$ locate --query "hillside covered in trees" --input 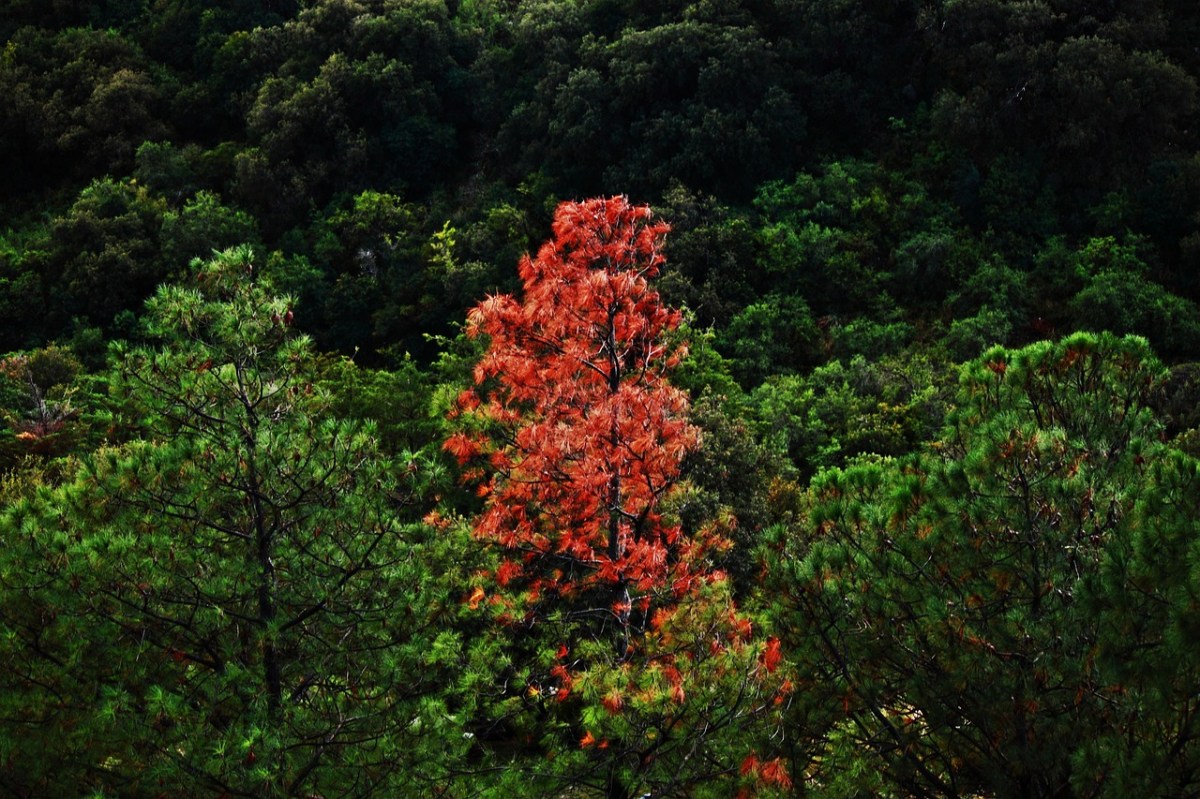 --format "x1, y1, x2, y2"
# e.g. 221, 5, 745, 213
2, 0, 1200, 796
